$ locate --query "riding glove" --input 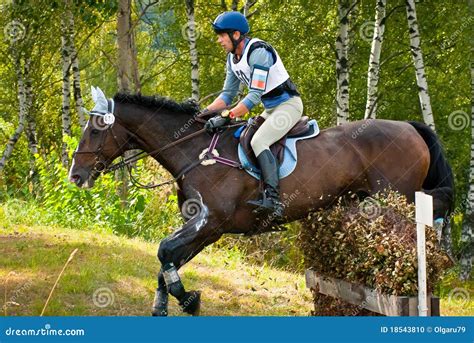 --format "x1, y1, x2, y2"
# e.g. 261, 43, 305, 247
204, 115, 230, 133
